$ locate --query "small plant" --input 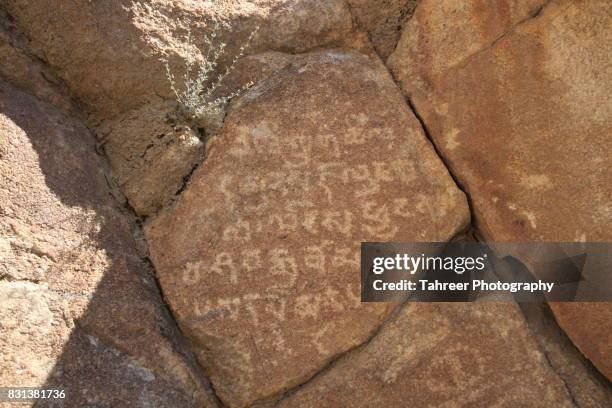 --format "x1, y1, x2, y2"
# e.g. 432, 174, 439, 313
162, 24, 258, 124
